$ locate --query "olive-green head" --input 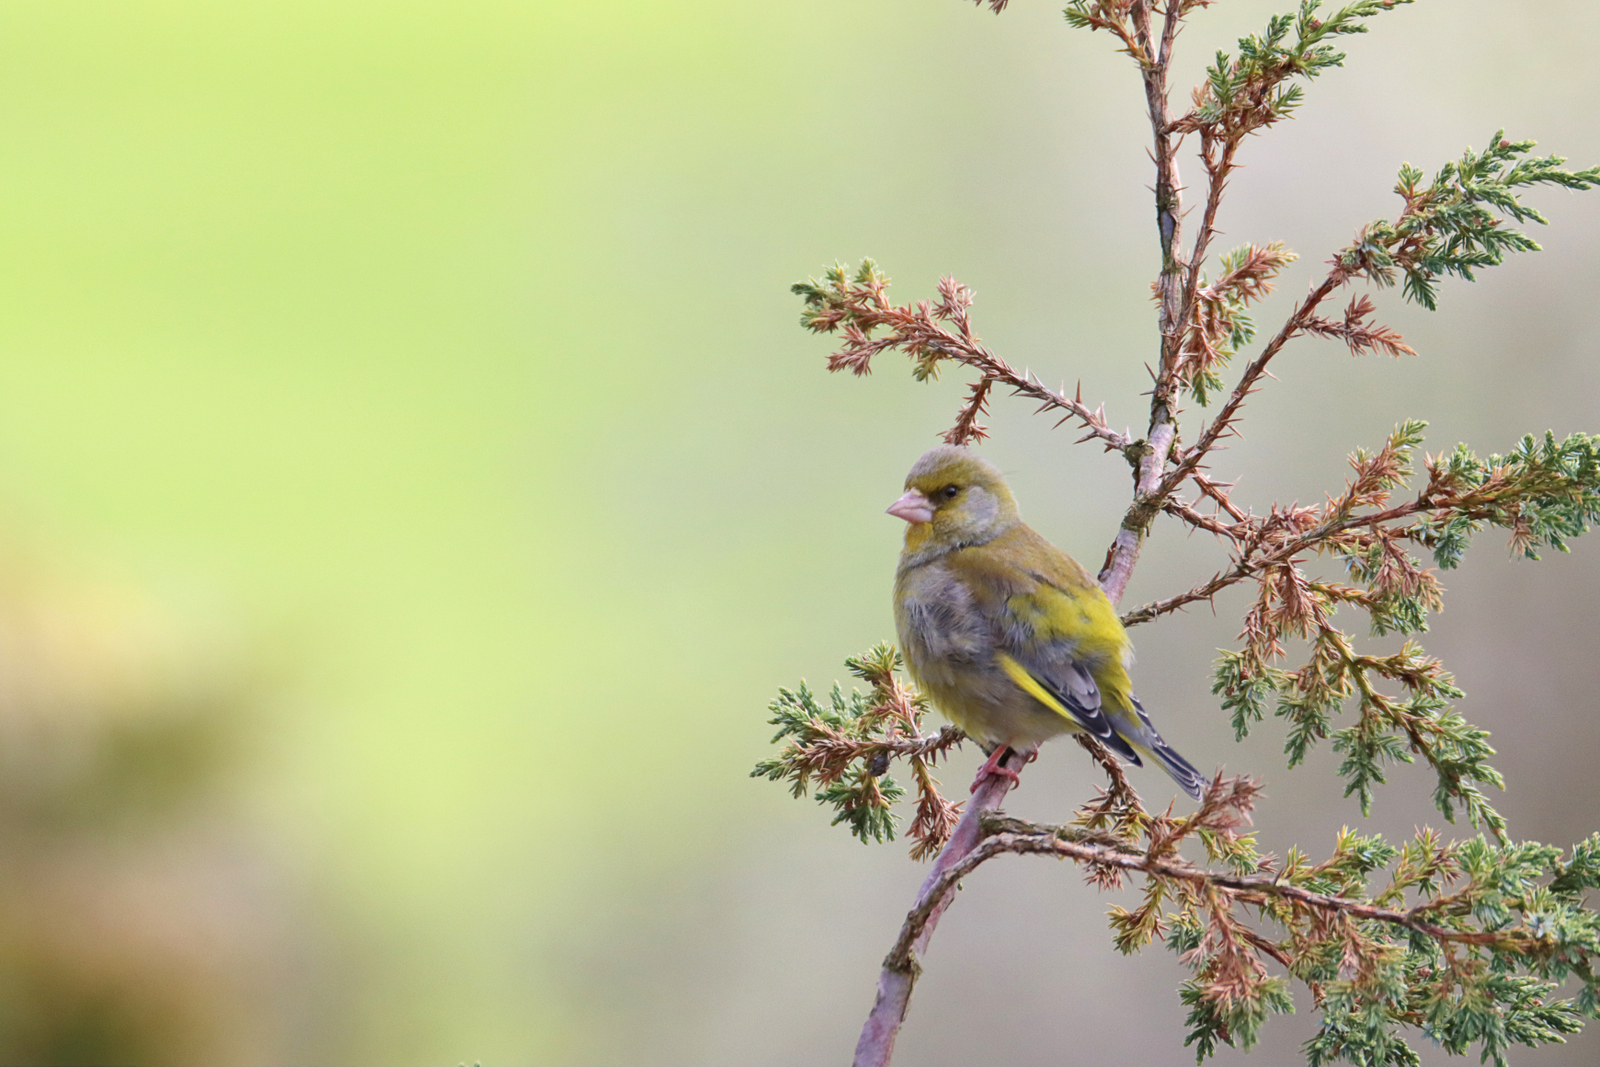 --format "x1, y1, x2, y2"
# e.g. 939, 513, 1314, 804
887, 445, 1021, 555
